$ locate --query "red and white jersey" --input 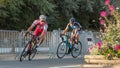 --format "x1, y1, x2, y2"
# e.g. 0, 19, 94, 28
32, 19, 48, 30
32, 19, 48, 36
